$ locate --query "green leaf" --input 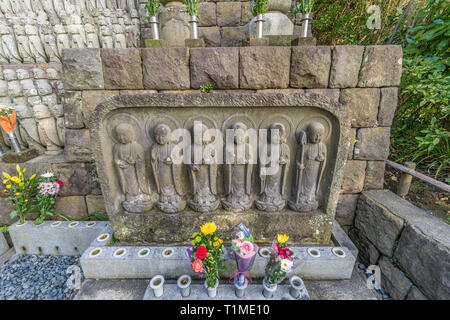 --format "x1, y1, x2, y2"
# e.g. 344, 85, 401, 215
10, 210, 17, 218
